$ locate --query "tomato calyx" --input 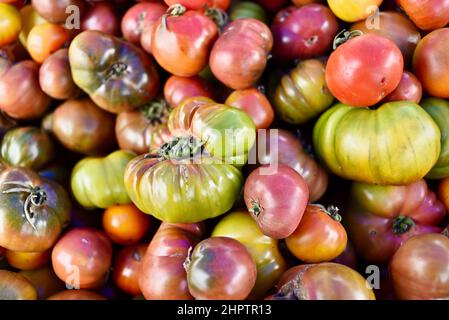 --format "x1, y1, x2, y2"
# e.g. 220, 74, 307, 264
332, 29, 363, 50
205, 6, 228, 29
105, 62, 129, 81
140, 99, 170, 124
313, 203, 342, 222
248, 198, 264, 218
158, 136, 205, 161
392, 216, 415, 235
162, 4, 187, 30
